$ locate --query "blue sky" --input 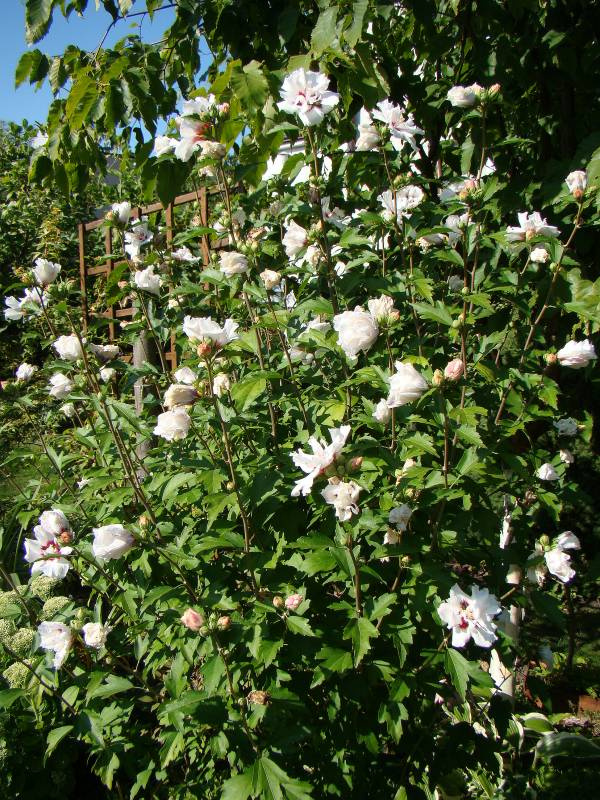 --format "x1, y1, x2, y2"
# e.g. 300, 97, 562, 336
1, 1, 175, 126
